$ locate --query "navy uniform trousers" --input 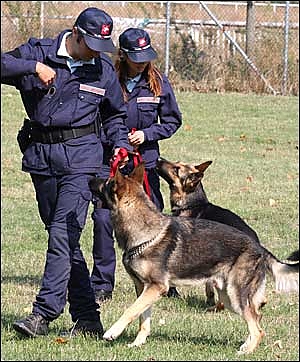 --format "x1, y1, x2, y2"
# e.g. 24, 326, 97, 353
90, 164, 164, 293
90, 160, 115, 293
31, 173, 99, 322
